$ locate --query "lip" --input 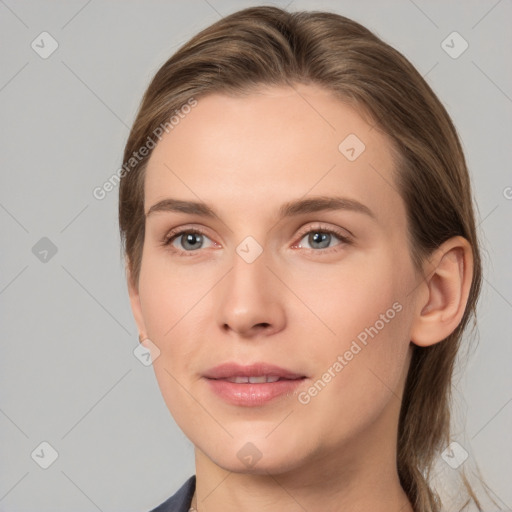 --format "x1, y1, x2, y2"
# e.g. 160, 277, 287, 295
203, 362, 305, 380
203, 362, 307, 407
